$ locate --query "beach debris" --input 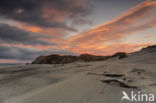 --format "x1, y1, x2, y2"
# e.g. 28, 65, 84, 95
101, 78, 138, 89
130, 68, 145, 74
87, 72, 124, 77
103, 73, 124, 77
